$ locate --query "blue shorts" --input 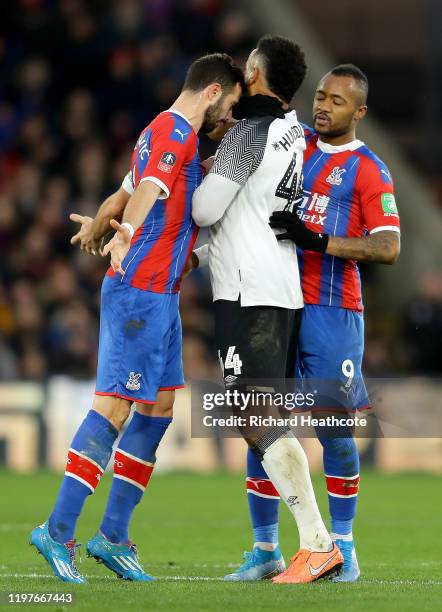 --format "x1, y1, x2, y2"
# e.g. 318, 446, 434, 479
95, 275, 184, 404
296, 304, 369, 411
